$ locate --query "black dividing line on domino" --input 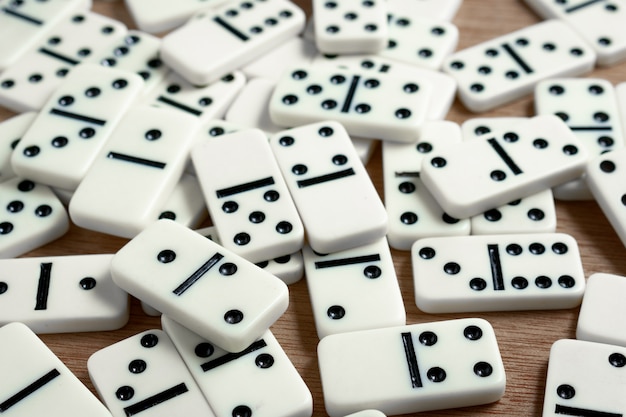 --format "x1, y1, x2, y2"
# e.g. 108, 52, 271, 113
394, 171, 420, 178
35, 262, 52, 311
123, 383, 189, 416
554, 404, 622, 417
297, 168, 355, 188
501, 43, 533, 74
0, 369, 60, 412
315, 254, 381, 269
341, 75, 360, 113
173, 253, 224, 296
569, 126, 613, 131
213, 16, 249, 41
487, 138, 523, 175
488, 244, 505, 291
49, 109, 107, 126
156, 96, 202, 116
201, 339, 267, 372
37, 48, 80, 66
565, 0, 606, 13
1, 8, 43, 25
216, 177, 275, 198
402, 332, 423, 388
106, 152, 167, 169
